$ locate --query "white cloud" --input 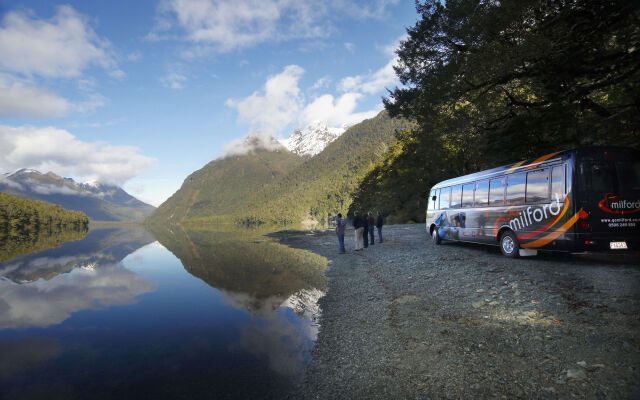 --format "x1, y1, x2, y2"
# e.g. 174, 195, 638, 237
310, 76, 331, 90
0, 173, 23, 190
151, 0, 399, 53
220, 130, 286, 158
0, 5, 119, 79
26, 181, 86, 196
301, 93, 380, 127
344, 42, 355, 53
160, 72, 188, 89
332, 0, 400, 19
226, 65, 304, 133
338, 57, 399, 94
224, 64, 383, 152
0, 74, 106, 118
0, 83, 70, 118
0, 125, 154, 185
